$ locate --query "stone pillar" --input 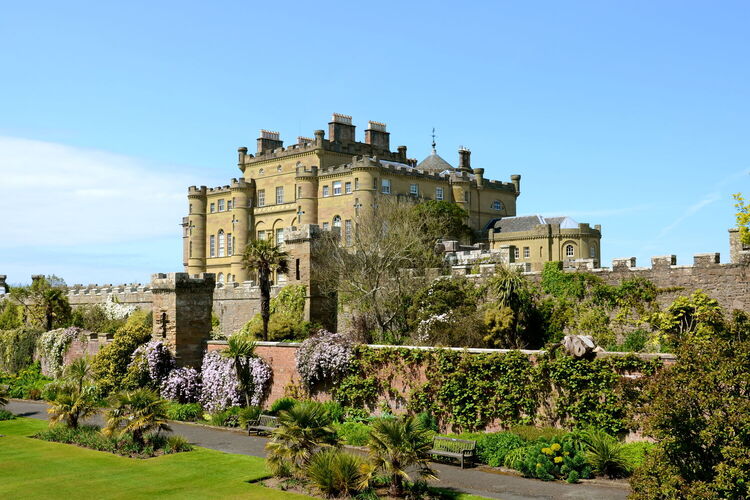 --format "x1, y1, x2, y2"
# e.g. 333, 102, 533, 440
150, 272, 215, 368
